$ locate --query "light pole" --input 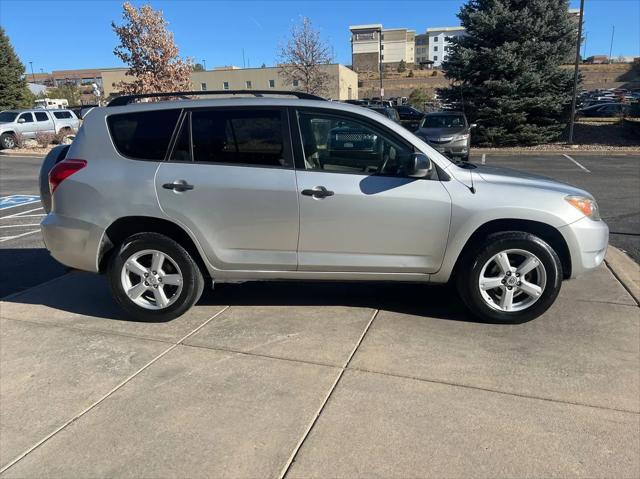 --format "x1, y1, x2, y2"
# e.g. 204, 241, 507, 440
379, 28, 383, 99
202, 59, 206, 71
568, 0, 585, 145
28, 61, 36, 83
608, 25, 615, 63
